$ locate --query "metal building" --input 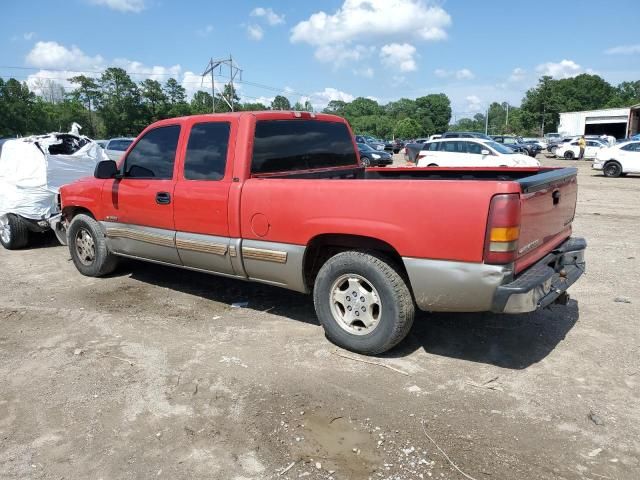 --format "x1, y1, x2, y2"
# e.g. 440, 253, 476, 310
558, 105, 640, 139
